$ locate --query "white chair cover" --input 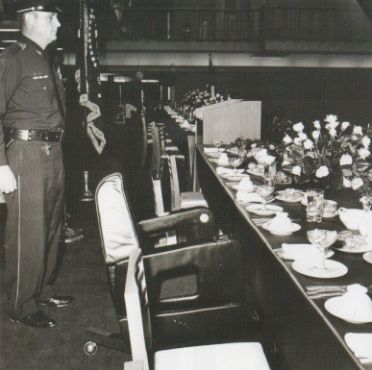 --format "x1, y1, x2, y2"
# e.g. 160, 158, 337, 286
96, 173, 139, 264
